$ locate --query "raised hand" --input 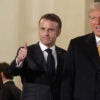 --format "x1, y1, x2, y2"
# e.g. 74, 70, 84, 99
17, 42, 28, 64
